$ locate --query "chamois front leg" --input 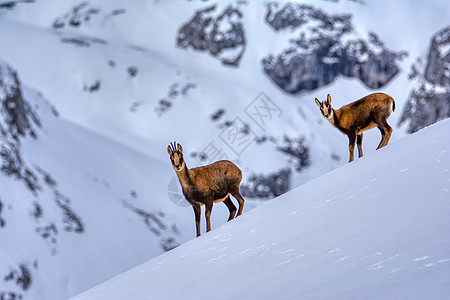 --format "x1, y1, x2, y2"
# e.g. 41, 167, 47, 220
357, 133, 363, 158
348, 132, 357, 162
192, 203, 201, 237
205, 201, 213, 233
